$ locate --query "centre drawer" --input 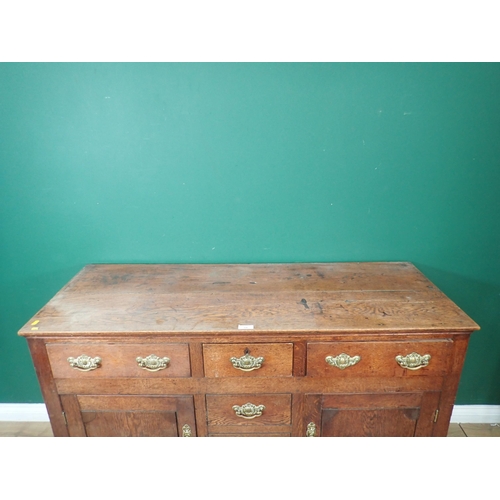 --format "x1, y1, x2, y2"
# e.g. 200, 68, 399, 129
203, 343, 293, 377
46, 343, 191, 378
206, 394, 292, 426
307, 340, 452, 377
